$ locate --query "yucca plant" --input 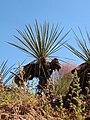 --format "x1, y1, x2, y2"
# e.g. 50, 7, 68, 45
8, 20, 69, 93
65, 27, 90, 94
0, 60, 14, 87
